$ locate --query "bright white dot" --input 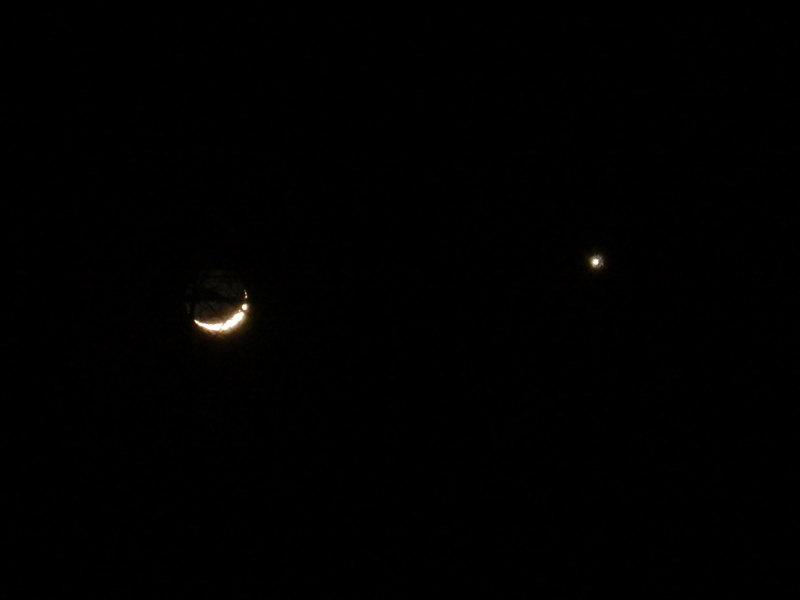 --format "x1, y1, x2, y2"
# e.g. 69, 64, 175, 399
589, 254, 605, 269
